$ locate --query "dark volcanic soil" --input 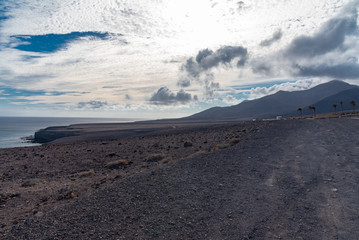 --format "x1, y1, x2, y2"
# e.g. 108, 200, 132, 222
2, 118, 359, 239
0, 121, 263, 238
